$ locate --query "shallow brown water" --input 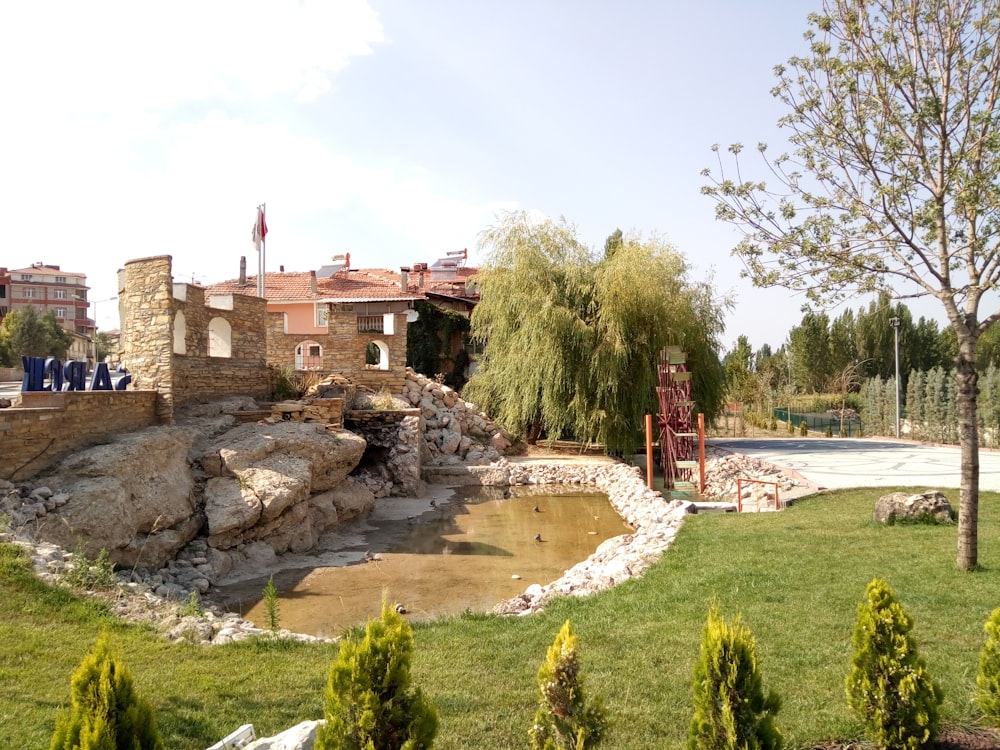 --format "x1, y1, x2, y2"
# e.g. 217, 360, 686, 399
216, 486, 629, 638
